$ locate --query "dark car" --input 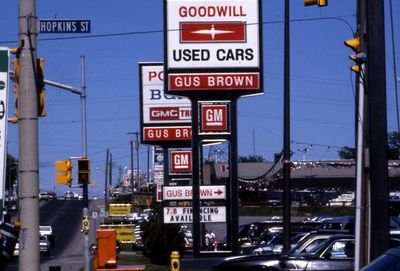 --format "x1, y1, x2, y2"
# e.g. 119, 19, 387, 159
212, 234, 355, 271
360, 248, 400, 271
